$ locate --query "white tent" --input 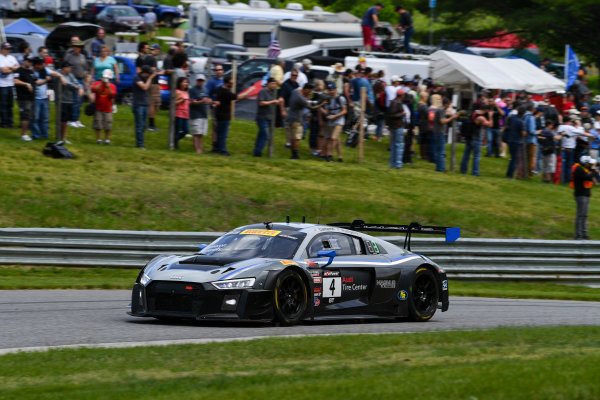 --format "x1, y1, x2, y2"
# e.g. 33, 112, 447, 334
430, 50, 565, 93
